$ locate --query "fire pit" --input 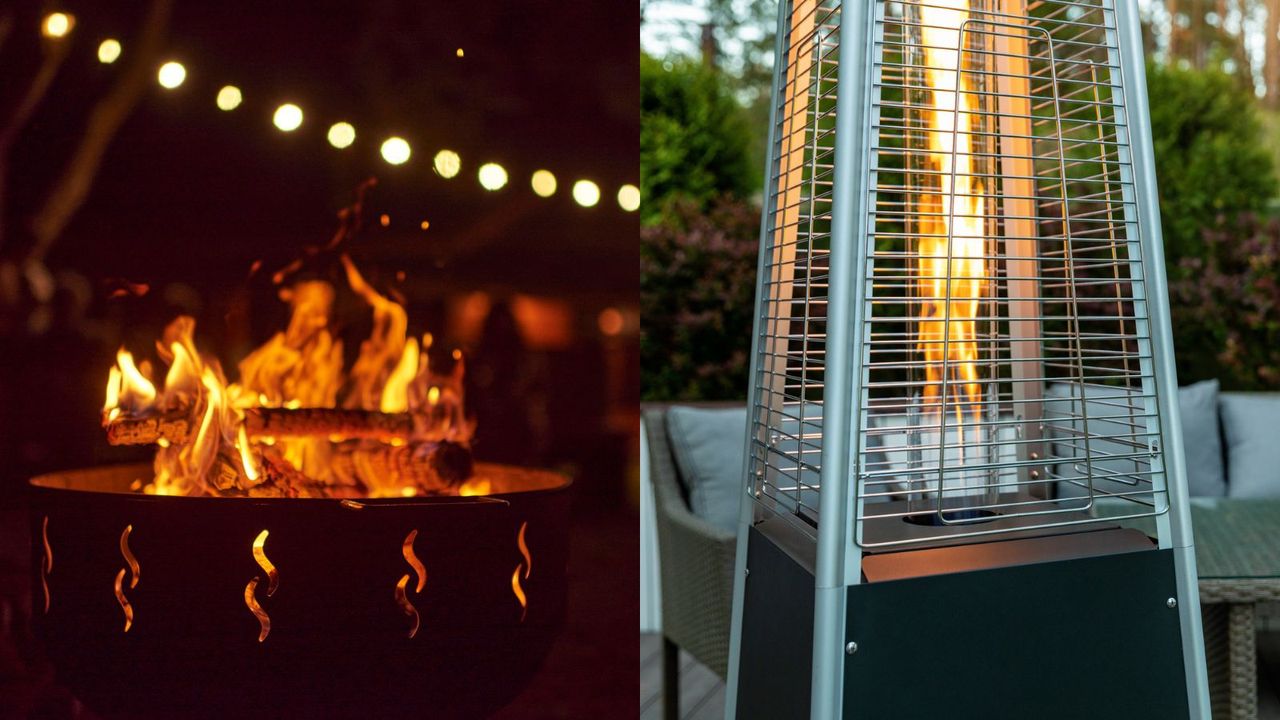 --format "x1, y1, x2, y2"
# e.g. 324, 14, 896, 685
31, 463, 569, 718
28, 188, 574, 717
